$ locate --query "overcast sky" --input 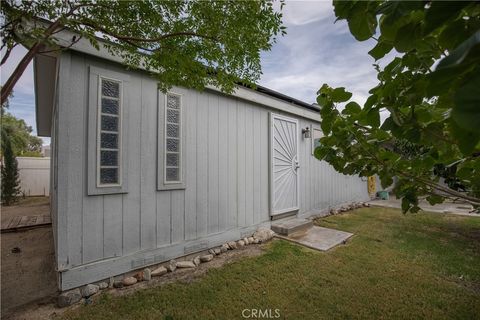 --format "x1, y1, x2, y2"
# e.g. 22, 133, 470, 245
1, 1, 387, 146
